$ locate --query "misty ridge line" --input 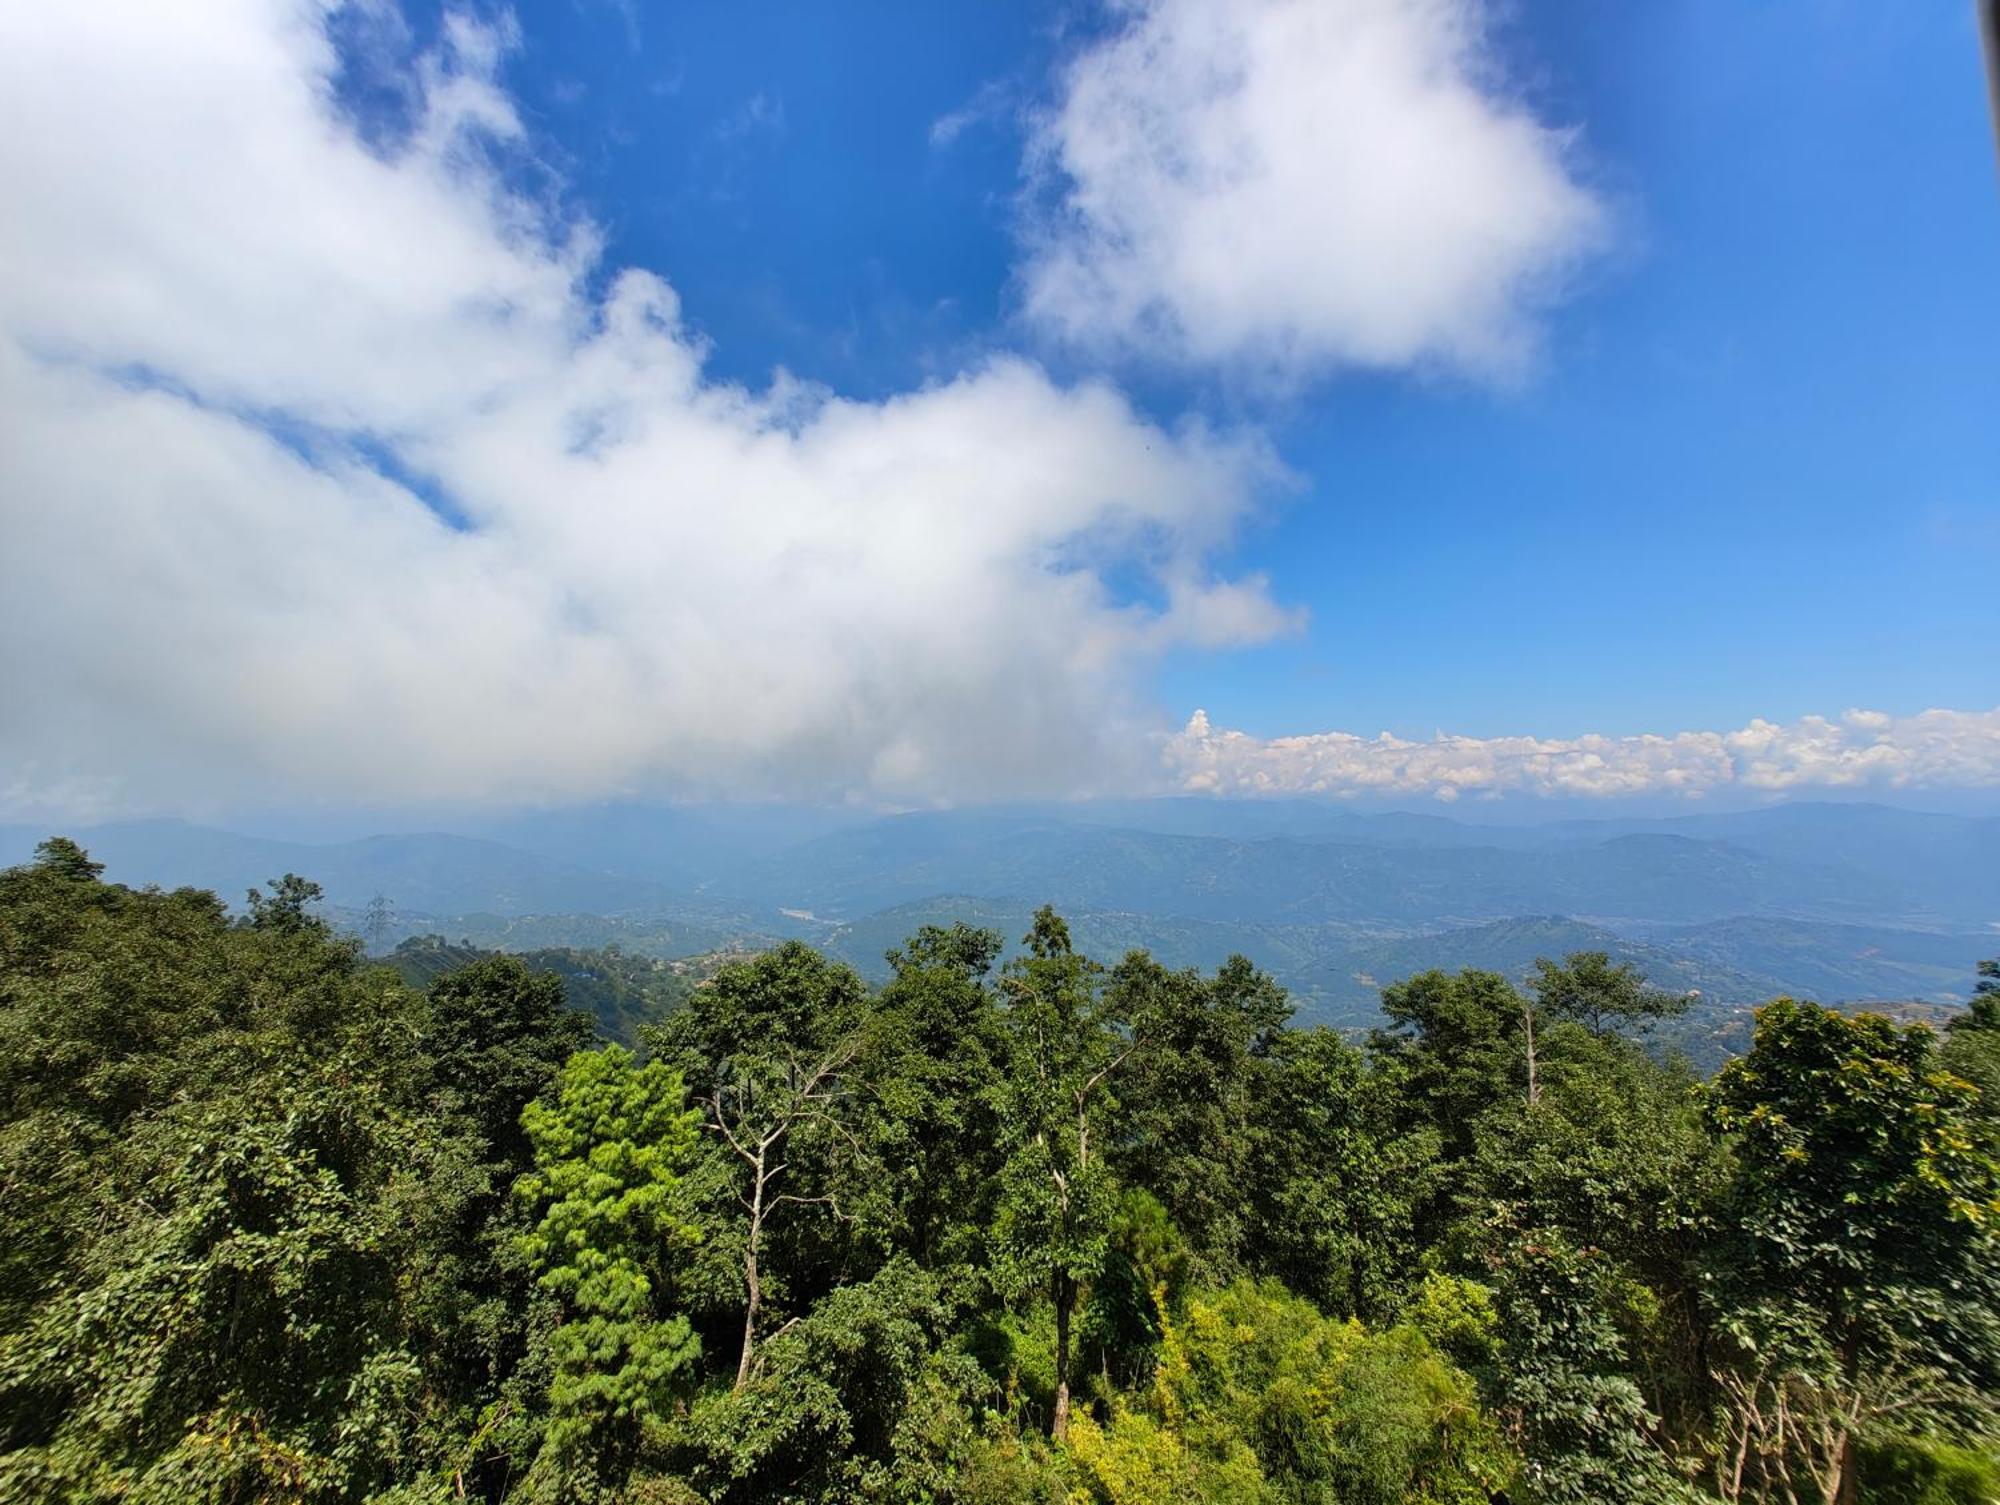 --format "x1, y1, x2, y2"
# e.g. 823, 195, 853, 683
7, 798, 1991, 1044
